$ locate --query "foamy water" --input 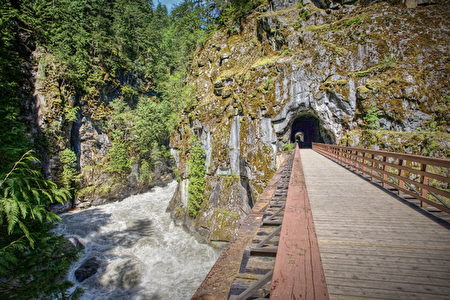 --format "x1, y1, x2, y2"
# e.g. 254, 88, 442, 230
55, 181, 218, 299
